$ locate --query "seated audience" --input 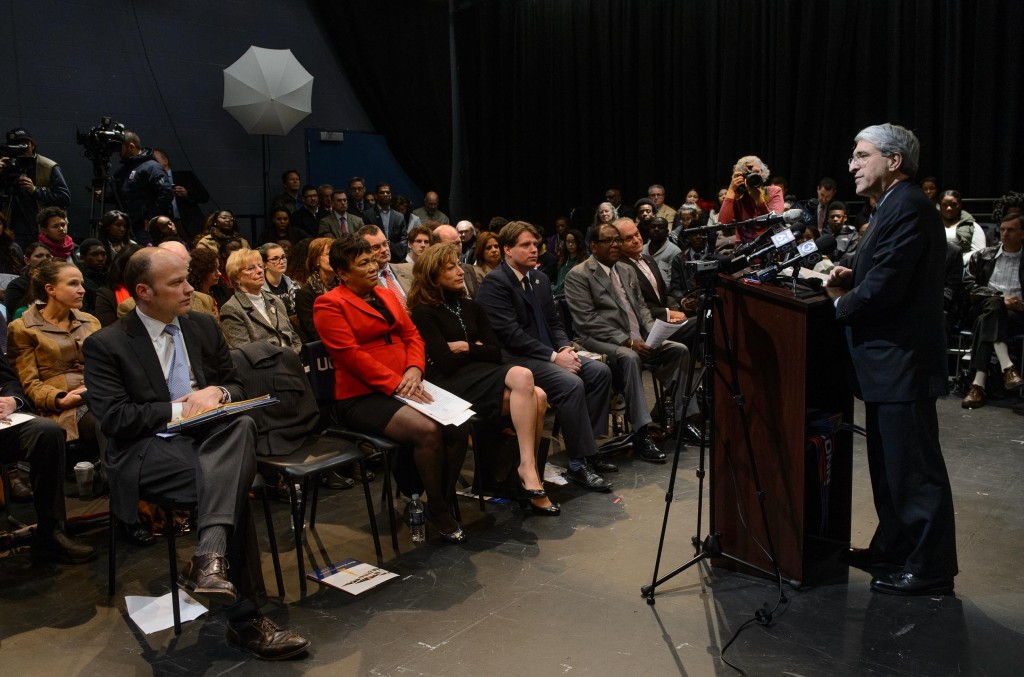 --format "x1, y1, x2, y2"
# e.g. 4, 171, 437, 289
7, 260, 101, 447
36, 206, 79, 265
476, 221, 614, 492
0, 212, 25, 276
313, 236, 468, 541
615, 218, 688, 324
261, 208, 310, 247
94, 244, 143, 326
393, 195, 421, 230
116, 241, 217, 322
0, 349, 95, 563
76, 237, 107, 313
5, 242, 54, 320
457, 221, 477, 263
289, 185, 321, 236
357, 225, 411, 303
293, 237, 337, 342
403, 225, 432, 265
939, 190, 986, 266
317, 192, 362, 239
472, 231, 502, 286
428, 224, 479, 298
185, 244, 223, 316
960, 194, 1024, 408
97, 209, 136, 262
260, 242, 298, 317
147, 215, 179, 246
564, 224, 698, 461
642, 217, 680, 284
195, 209, 250, 254
83, 248, 309, 659
408, 244, 558, 515
219, 249, 301, 353
552, 228, 586, 295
